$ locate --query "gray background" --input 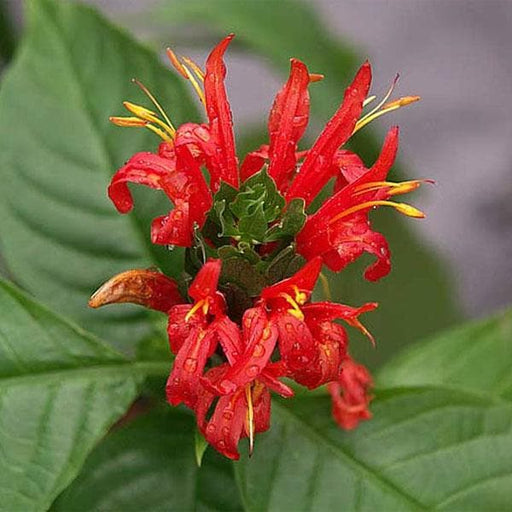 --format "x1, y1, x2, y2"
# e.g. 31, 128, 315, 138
5, 0, 512, 318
